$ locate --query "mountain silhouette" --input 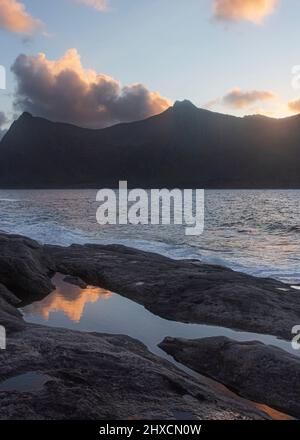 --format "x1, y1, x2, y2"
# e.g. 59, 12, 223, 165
0, 101, 300, 188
